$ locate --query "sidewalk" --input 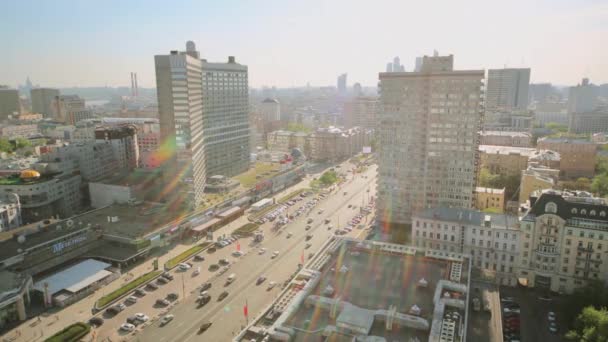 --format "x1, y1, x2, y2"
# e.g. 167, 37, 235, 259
0, 177, 317, 342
